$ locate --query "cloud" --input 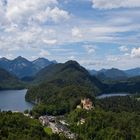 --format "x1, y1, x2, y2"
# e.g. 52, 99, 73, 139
131, 47, 140, 58
43, 39, 57, 45
83, 45, 96, 54
79, 60, 103, 67
92, 0, 140, 9
119, 46, 129, 52
72, 27, 83, 38
39, 49, 50, 57
0, 1, 7, 27
68, 56, 75, 60
3, 0, 69, 24
0, 0, 70, 57
35, 7, 70, 23
107, 55, 120, 62
91, 25, 137, 35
